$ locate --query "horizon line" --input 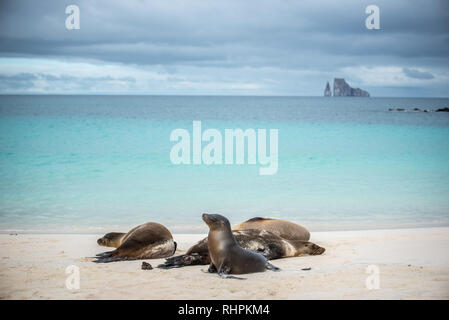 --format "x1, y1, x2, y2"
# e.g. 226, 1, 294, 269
1, 93, 449, 99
